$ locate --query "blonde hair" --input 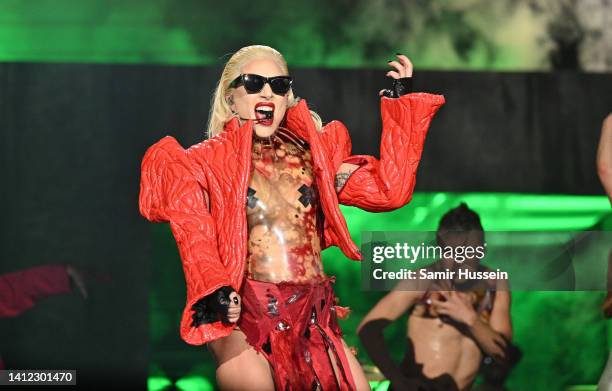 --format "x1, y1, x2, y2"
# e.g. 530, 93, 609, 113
206, 45, 322, 138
